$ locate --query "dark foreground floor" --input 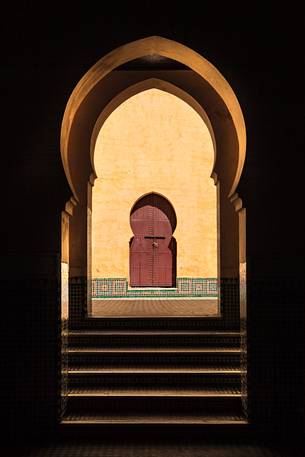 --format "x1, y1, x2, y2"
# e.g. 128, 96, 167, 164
3, 440, 305, 457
